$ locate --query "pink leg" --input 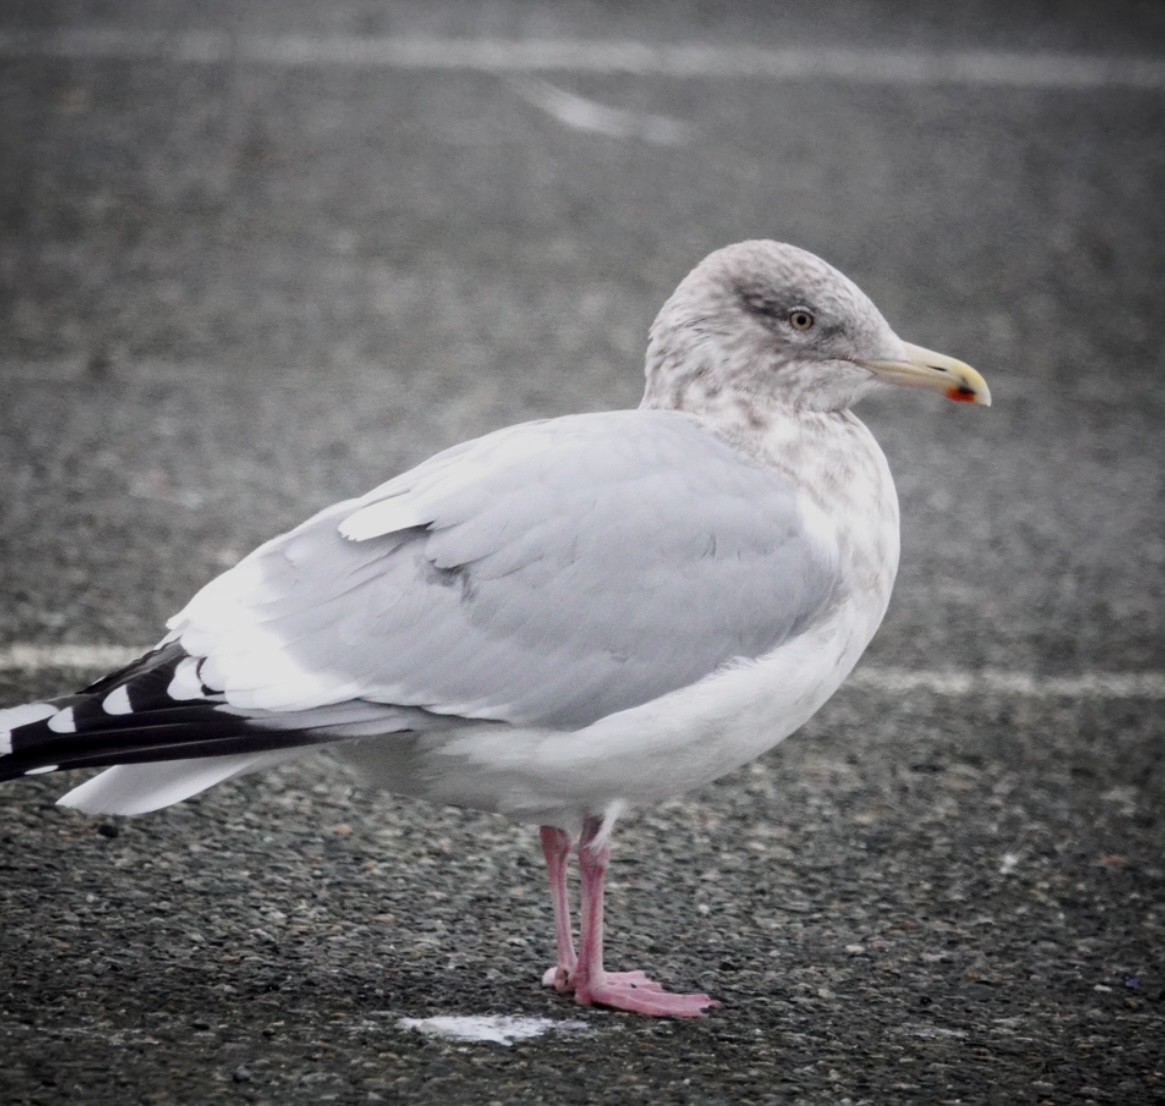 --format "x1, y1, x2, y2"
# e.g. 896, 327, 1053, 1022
539, 825, 578, 991
571, 816, 718, 1018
